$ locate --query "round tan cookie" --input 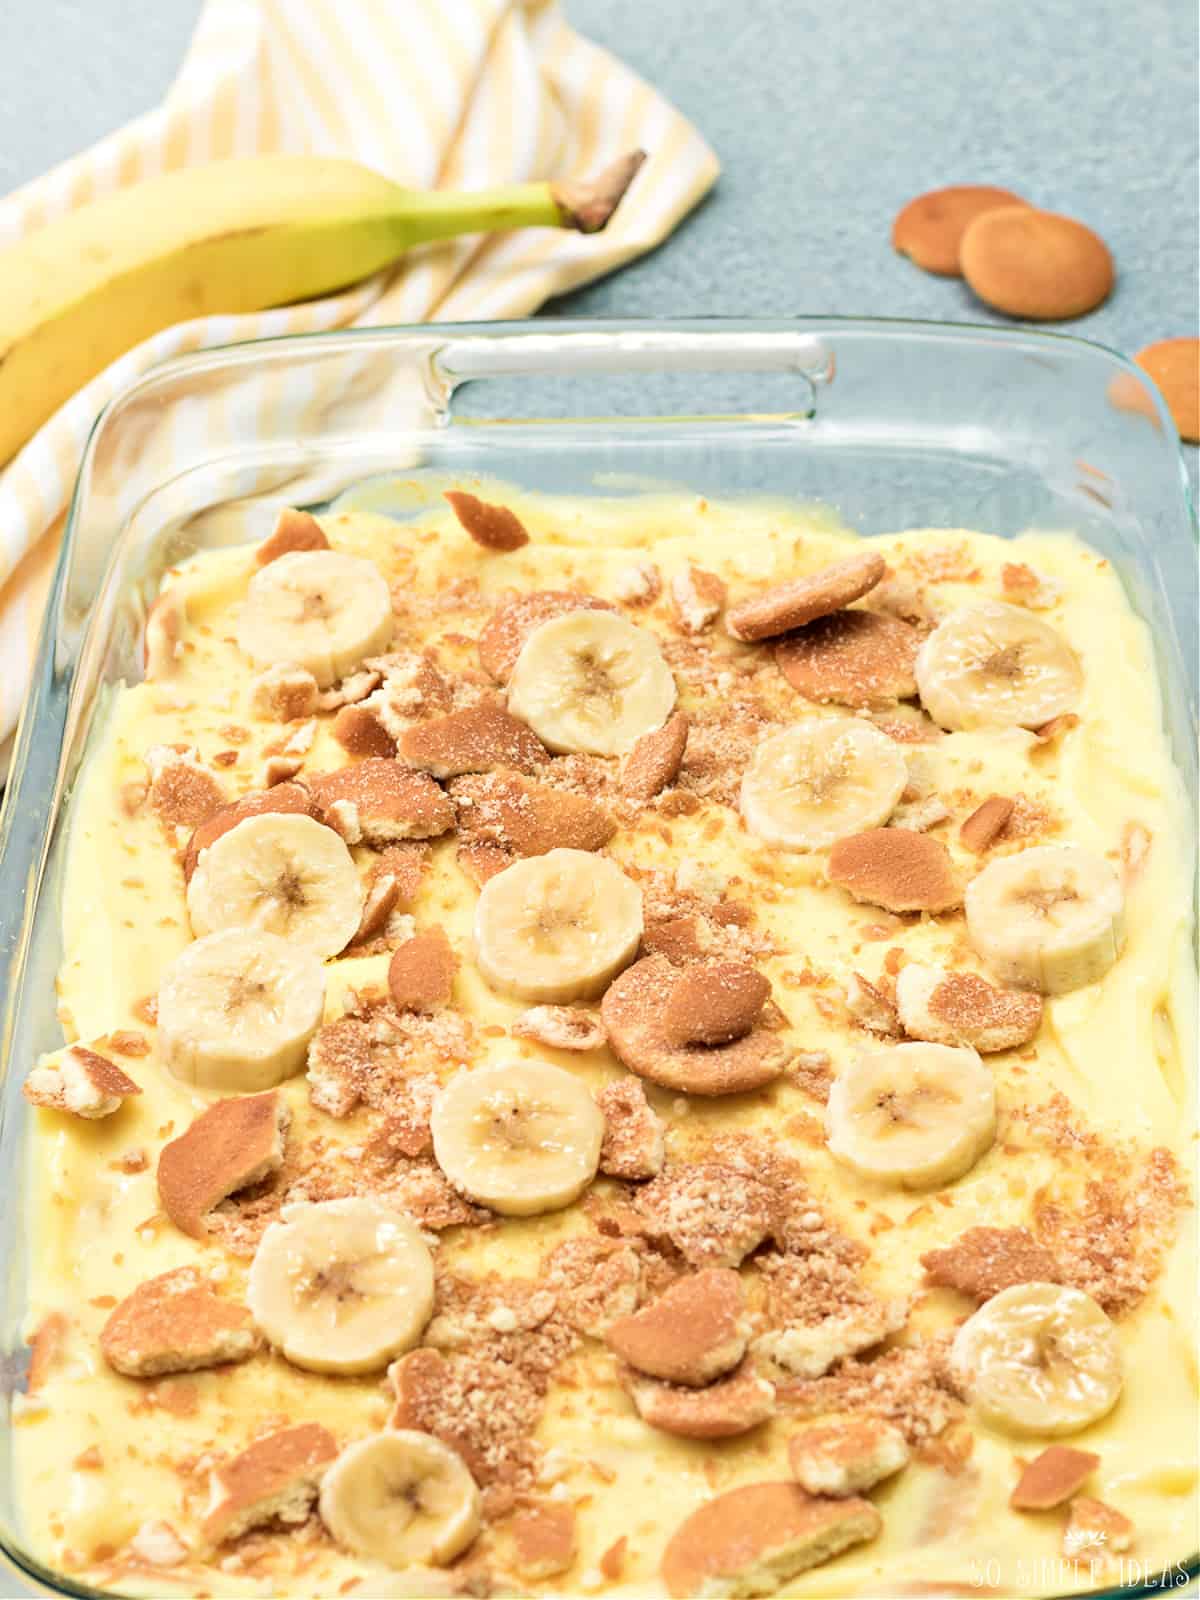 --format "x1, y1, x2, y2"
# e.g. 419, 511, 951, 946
960, 207, 1114, 320
892, 185, 1028, 276
607, 1269, 747, 1386
388, 928, 456, 1013
775, 610, 920, 707
1134, 338, 1199, 442
308, 759, 454, 842
628, 1362, 776, 1439
444, 490, 529, 552
600, 956, 785, 1096
828, 829, 961, 913
257, 508, 329, 564
725, 552, 885, 643
660, 1482, 880, 1599
620, 711, 689, 801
